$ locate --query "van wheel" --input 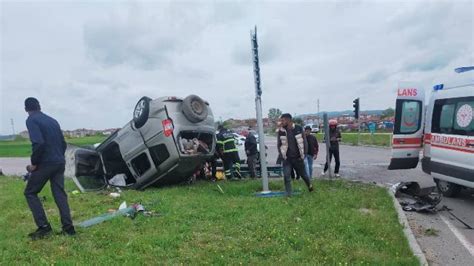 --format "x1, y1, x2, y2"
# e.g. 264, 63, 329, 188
435, 179, 462, 197
133, 96, 152, 128
182, 95, 208, 123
